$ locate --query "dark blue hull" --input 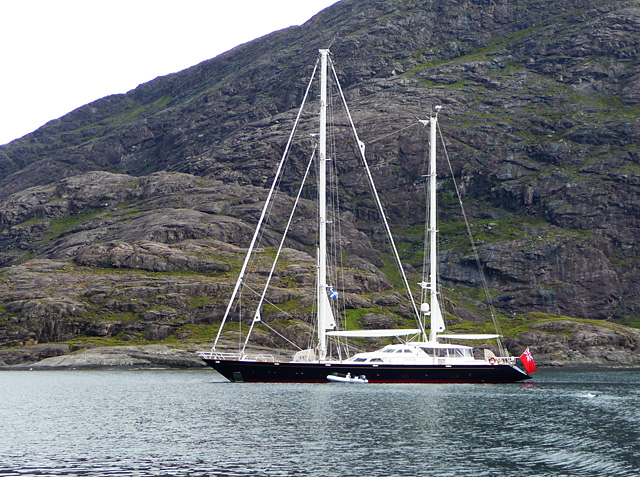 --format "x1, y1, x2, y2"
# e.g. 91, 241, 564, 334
202, 358, 531, 383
